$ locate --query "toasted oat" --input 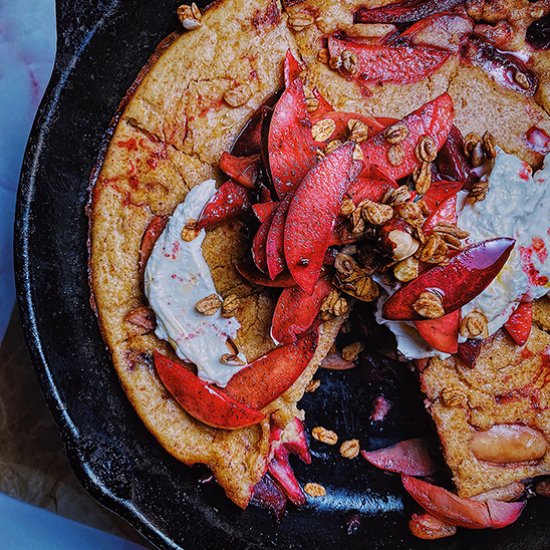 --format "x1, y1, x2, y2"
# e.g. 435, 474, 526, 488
393, 256, 419, 282
318, 48, 330, 64
384, 123, 409, 145
351, 208, 366, 233
312, 426, 338, 445
340, 195, 356, 216
415, 135, 437, 163
468, 179, 489, 203
304, 482, 326, 497
388, 144, 405, 166
181, 219, 200, 241
312, 118, 336, 142
482, 131, 496, 159
432, 223, 469, 239
335, 272, 380, 302
339, 439, 360, 459
288, 11, 314, 31
321, 289, 349, 319
223, 84, 251, 107
514, 70, 531, 90
341, 50, 358, 76
221, 294, 240, 318
195, 294, 222, 315
325, 139, 343, 155
419, 234, 448, 264
341, 342, 364, 362
464, 132, 482, 157
305, 378, 321, 393
220, 353, 246, 366
361, 200, 394, 226
305, 96, 320, 113
383, 185, 411, 206
334, 253, 358, 276
177, 3, 202, 30
396, 201, 423, 225
413, 291, 445, 319
413, 161, 432, 194
460, 310, 488, 338
348, 118, 370, 143
353, 144, 364, 161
